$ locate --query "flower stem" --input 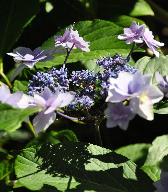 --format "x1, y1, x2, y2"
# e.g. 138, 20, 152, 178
0, 72, 12, 89
0, 59, 12, 88
94, 119, 103, 146
63, 44, 75, 68
126, 42, 135, 62
27, 121, 37, 137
